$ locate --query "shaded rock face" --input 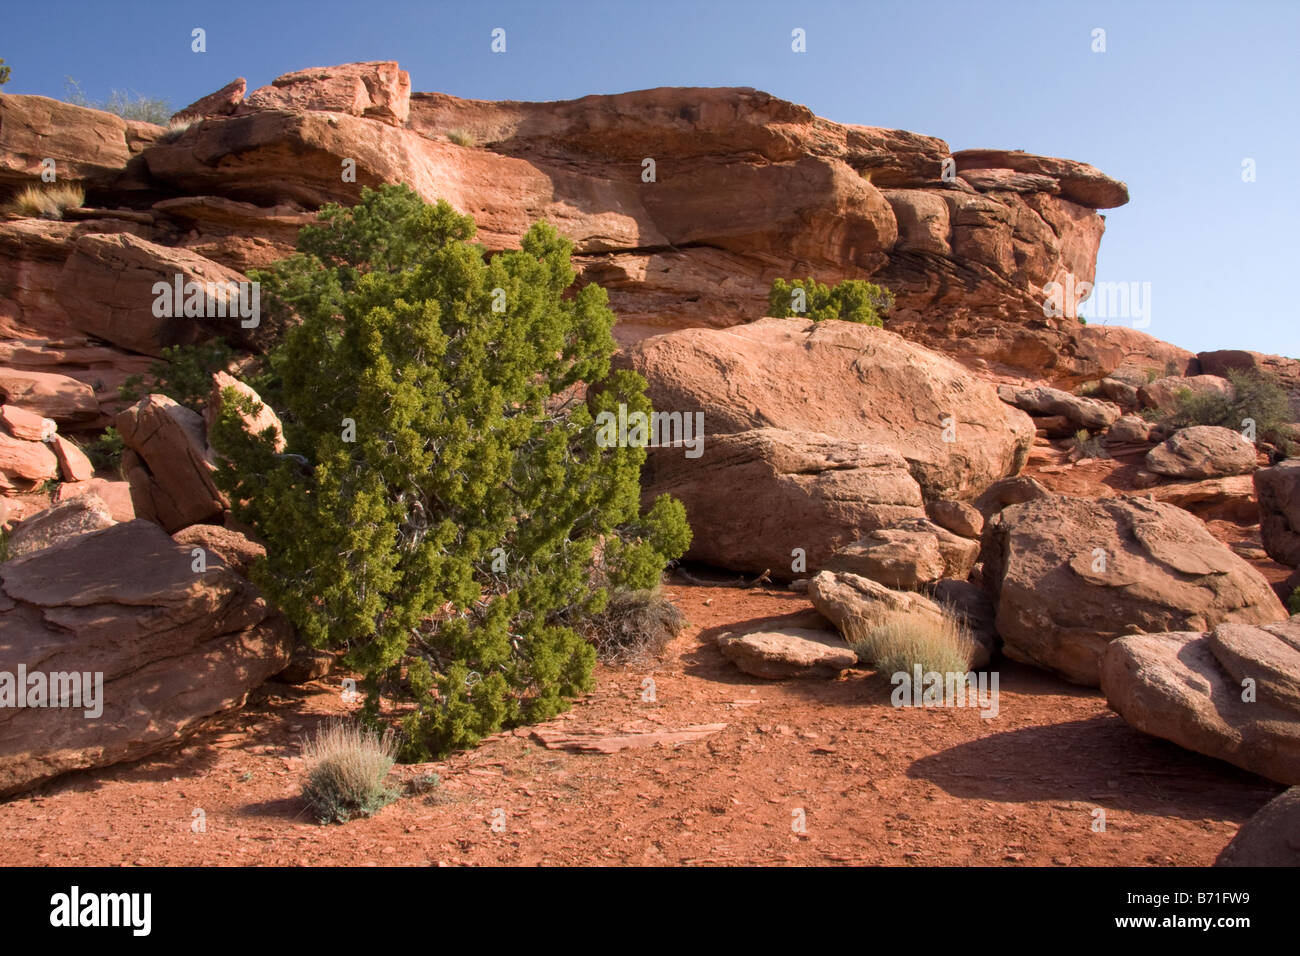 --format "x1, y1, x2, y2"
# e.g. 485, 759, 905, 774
1101, 620, 1300, 785
625, 318, 1036, 503
981, 495, 1287, 686
641, 428, 925, 580
0, 520, 294, 797
1255, 460, 1300, 568
1, 64, 1143, 396
1215, 786, 1300, 865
